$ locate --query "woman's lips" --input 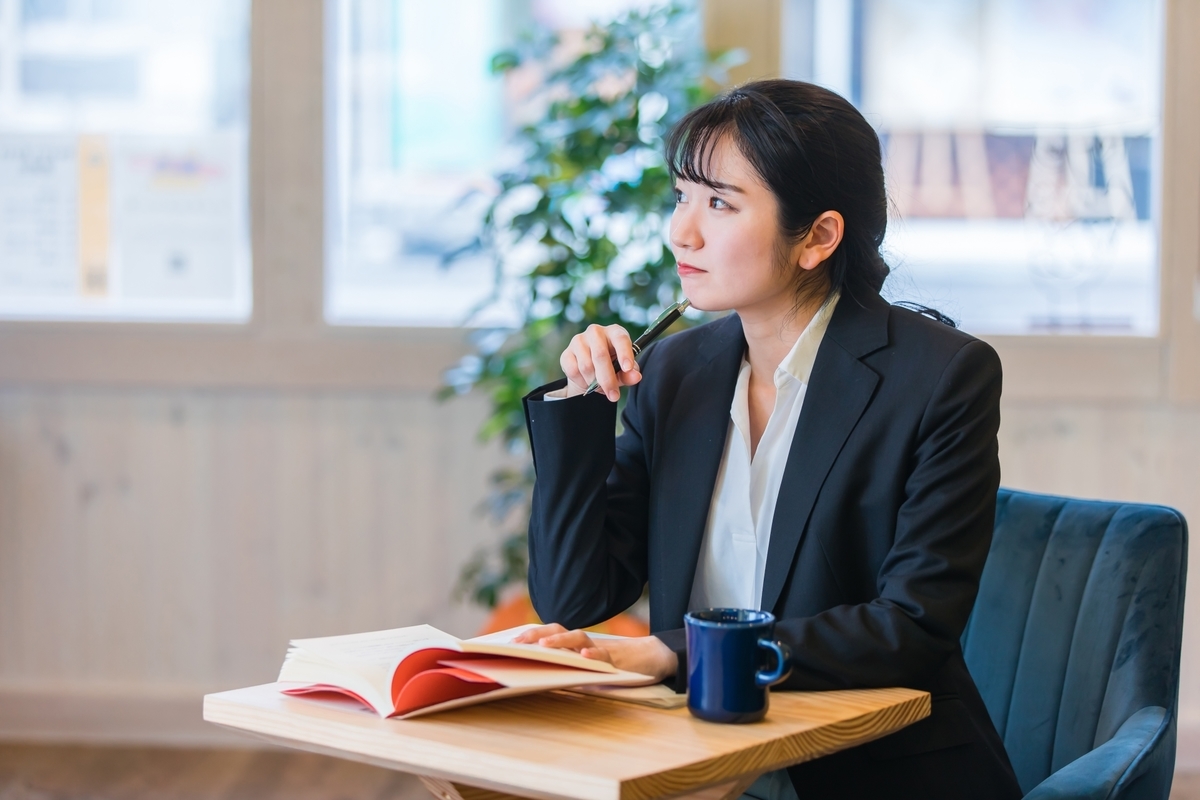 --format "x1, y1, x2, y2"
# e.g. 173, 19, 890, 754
677, 263, 705, 277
